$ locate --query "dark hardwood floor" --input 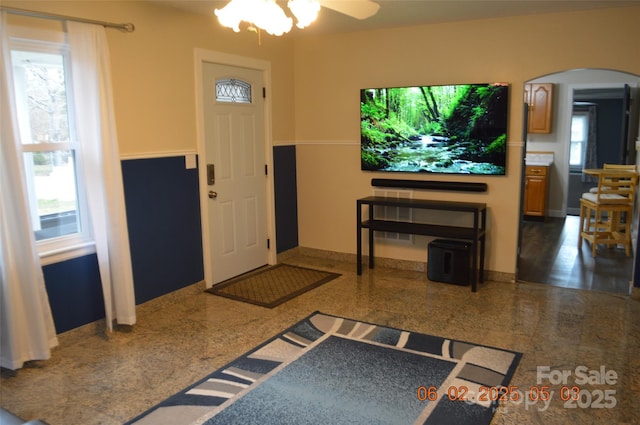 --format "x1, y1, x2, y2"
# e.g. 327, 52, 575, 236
517, 215, 634, 294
